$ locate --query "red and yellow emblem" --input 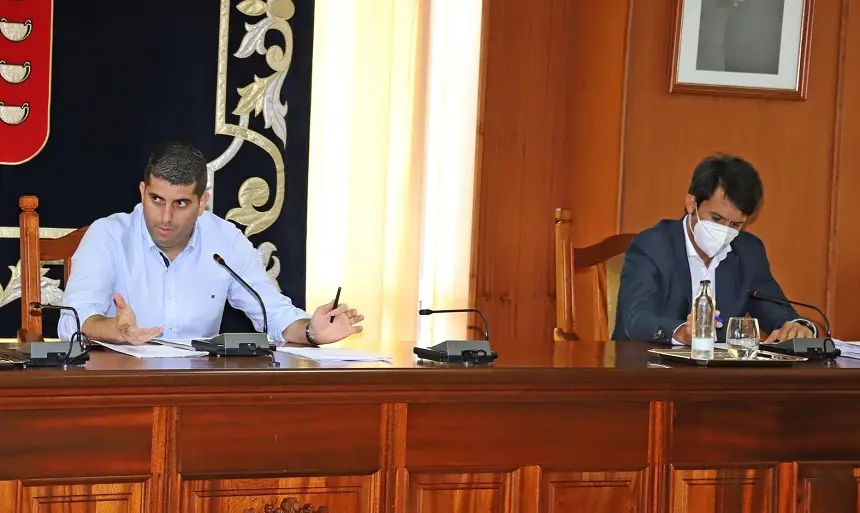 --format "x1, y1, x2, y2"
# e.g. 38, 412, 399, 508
0, 0, 52, 165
